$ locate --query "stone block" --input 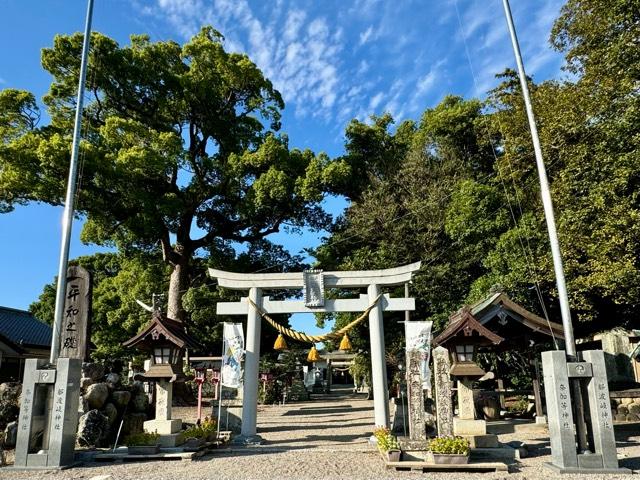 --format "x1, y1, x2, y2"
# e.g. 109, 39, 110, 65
463, 434, 498, 448
82, 363, 105, 382
578, 453, 604, 469
111, 390, 131, 409
85, 383, 109, 410
144, 419, 181, 435
453, 418, 486, 435
535, 415, 547, 424
157, 432, 184, 448
121, 412, 146, 436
